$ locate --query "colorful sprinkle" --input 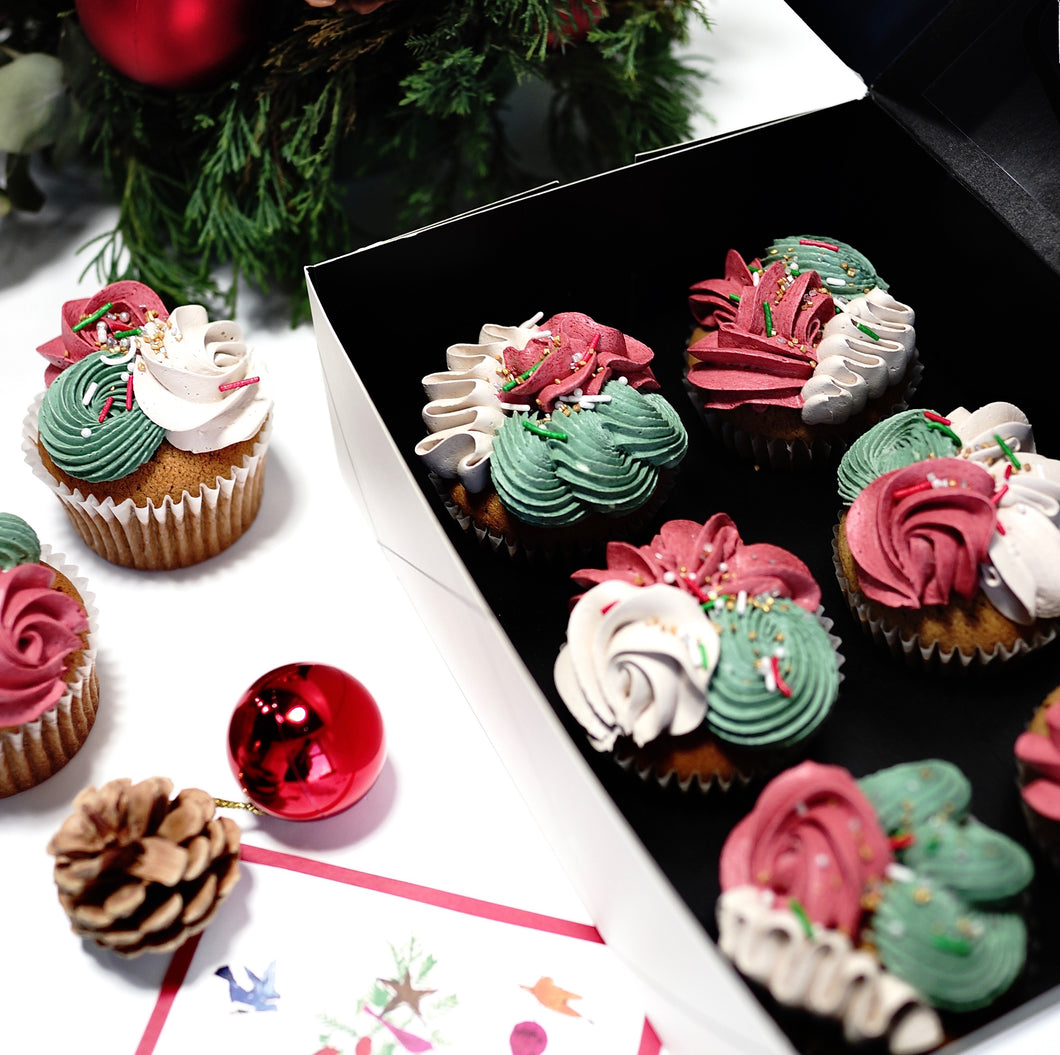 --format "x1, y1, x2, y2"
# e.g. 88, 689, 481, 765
771, 654, 793, 698
799, 239, 839, 252
81, 381, 98, 406
889, 831, 916, 850
788, 898, 815, 938
931, 933, 972, 956
502, 358, 547, 392
762, 301, 774, 336
727, 293, 741, 304
98, 396, 114, 423
218, 376, 260, 392
855, 321, 880, 341
923, 410, 951, 425
125, 373, 134, 410
521, 420, 567, 441
113, 327, 142, 339
994, 433, 1022, 470
72, 302, 113, 333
